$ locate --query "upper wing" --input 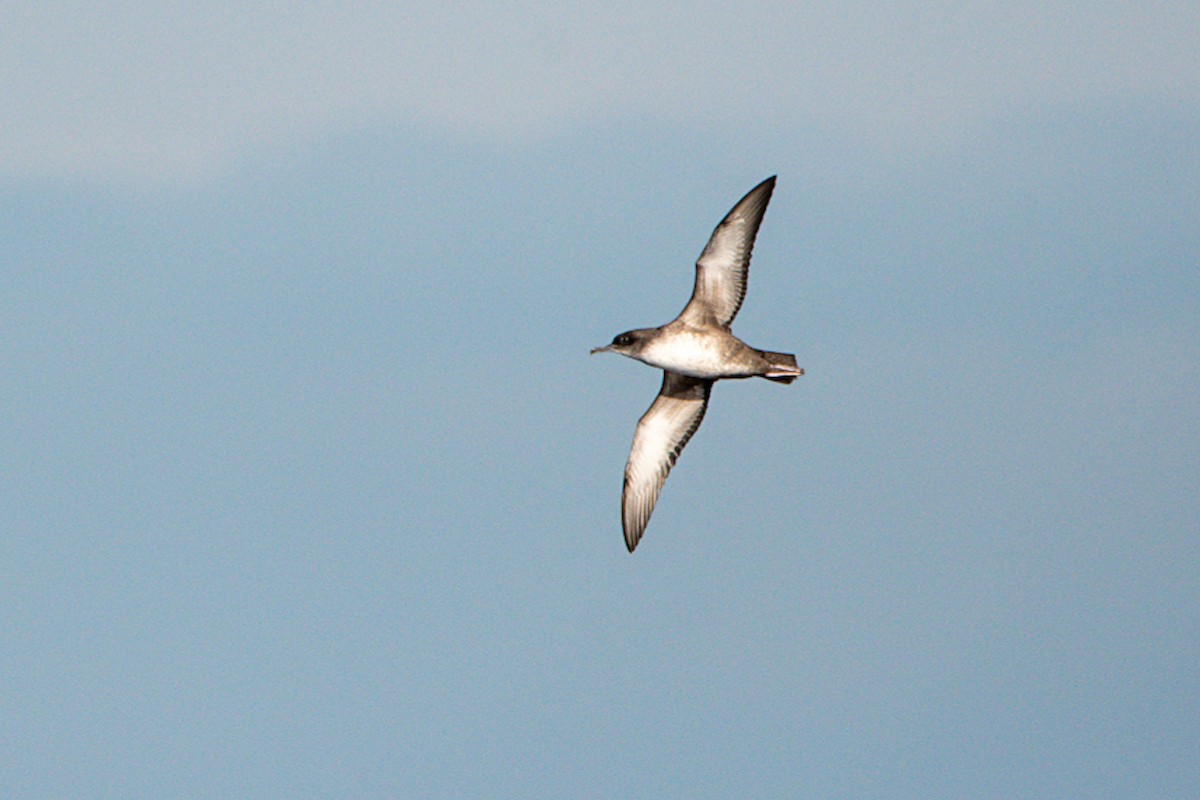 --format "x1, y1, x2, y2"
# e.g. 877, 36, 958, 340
621, 371, 713, 552
678, 176, 776, 328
